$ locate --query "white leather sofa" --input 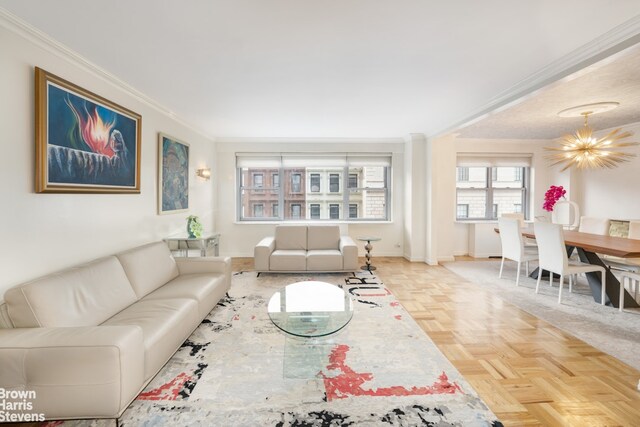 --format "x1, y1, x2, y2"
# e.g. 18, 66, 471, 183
254, 225, 358, 272
0, 241, 231, 421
